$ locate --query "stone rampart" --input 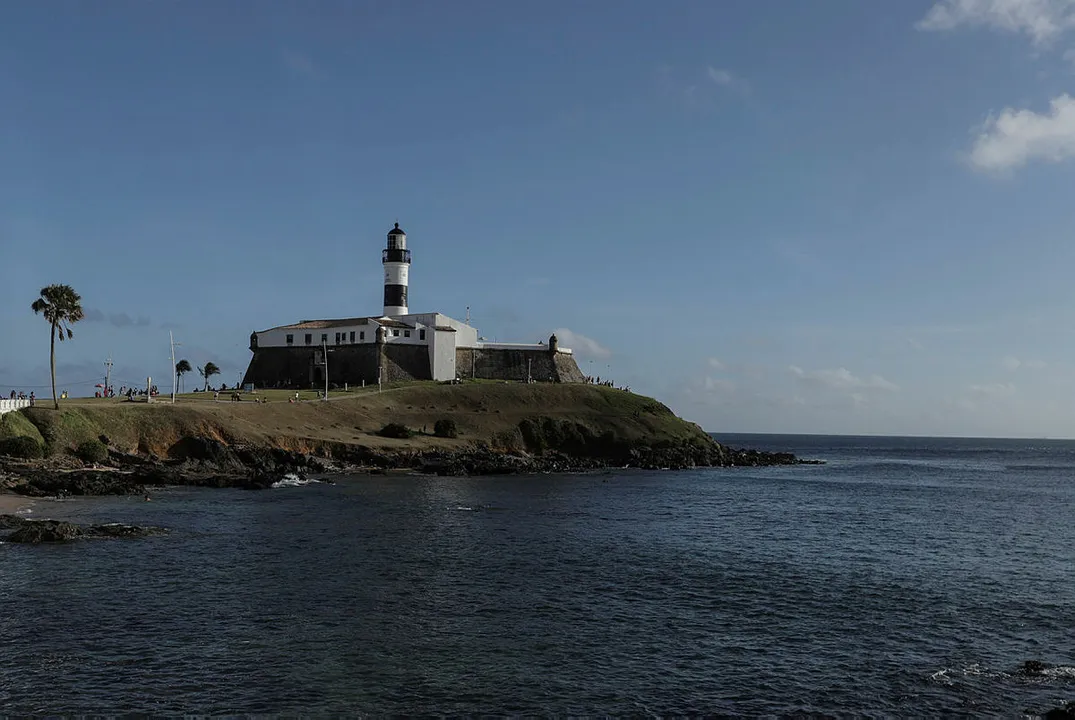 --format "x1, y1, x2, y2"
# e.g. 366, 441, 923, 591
455, 348, 585, 383
245, 344, 585, 388
242, 344, 432, 389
